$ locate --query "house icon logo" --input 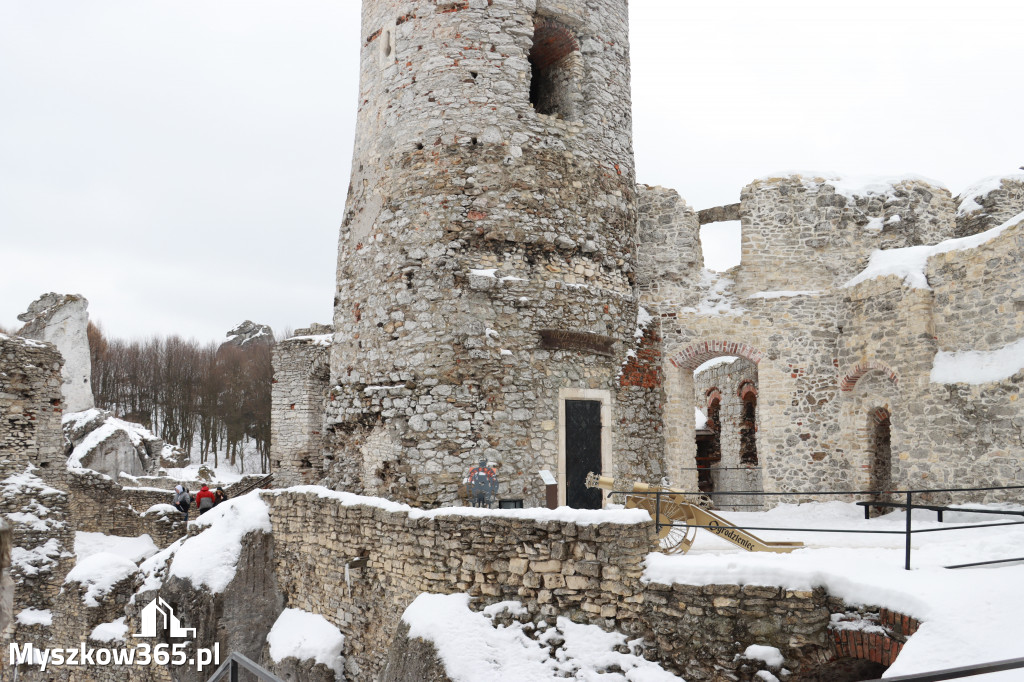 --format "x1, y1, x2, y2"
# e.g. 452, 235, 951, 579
134, 597, 197, 639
